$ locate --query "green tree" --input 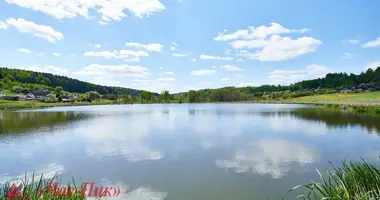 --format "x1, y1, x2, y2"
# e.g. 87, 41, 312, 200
53, 86, 64, 101
160, 90, 170, 103
88, 91, 100, 101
